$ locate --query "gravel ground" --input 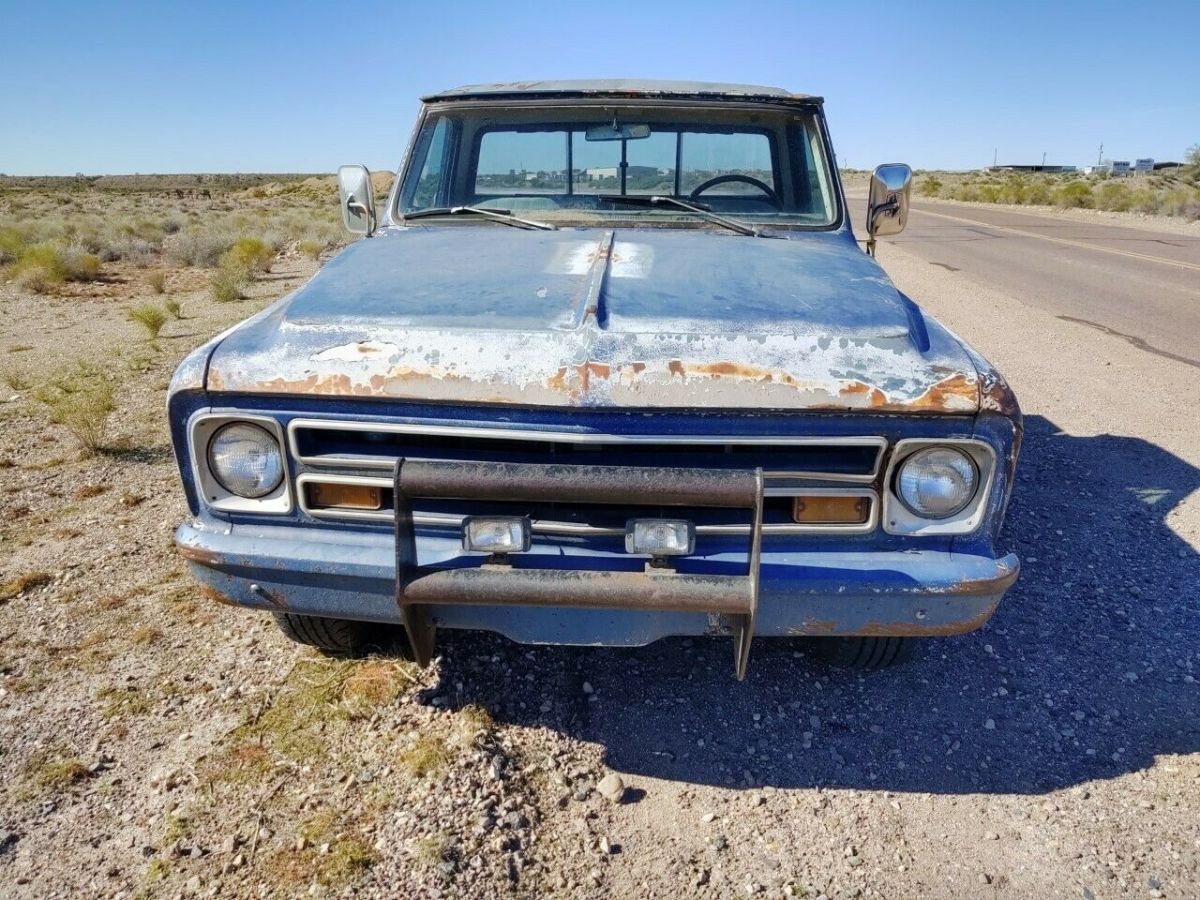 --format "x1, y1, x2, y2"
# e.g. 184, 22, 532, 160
0, 225, 1197, 899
